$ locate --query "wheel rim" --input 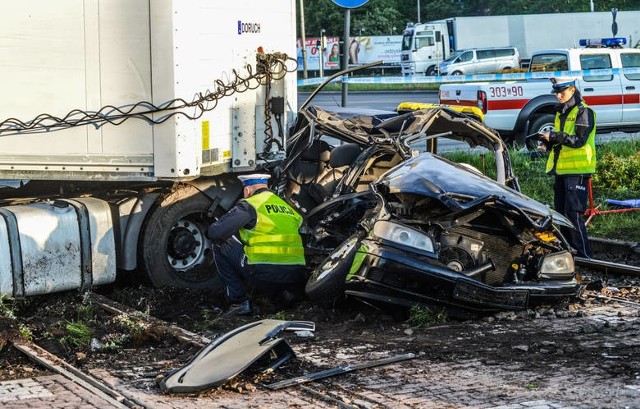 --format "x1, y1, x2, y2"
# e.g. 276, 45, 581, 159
315, 236, 358, 281
167, 218, 209, 272
537, 122, 555, 134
